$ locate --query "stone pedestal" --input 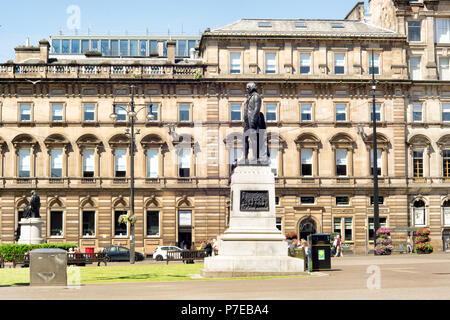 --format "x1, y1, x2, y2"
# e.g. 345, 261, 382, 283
201, 165, 304, 277
18, 218, 44, 244
30, 248, 67, 286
